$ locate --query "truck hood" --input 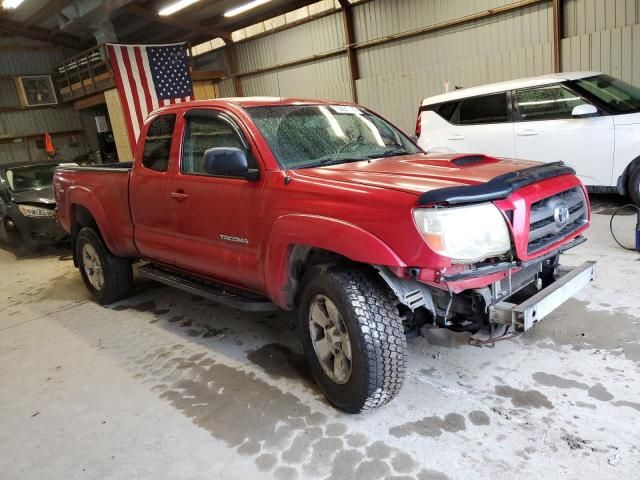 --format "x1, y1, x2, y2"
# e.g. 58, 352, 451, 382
11, 186, 56, 206
294, 153, 542, 196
